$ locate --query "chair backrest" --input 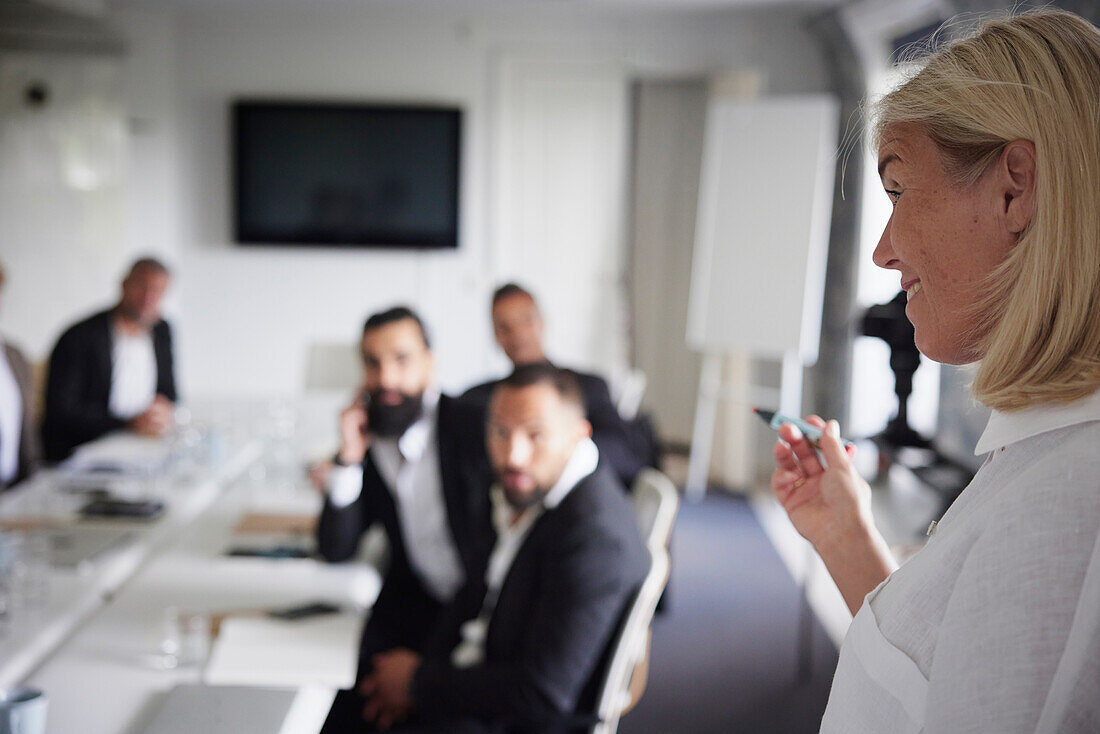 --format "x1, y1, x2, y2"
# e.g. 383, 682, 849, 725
589, 468, 679, 734
29, 359, 48, 422
303, 341, 361, 392
631, 468, 678, 554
